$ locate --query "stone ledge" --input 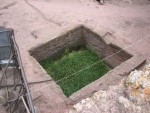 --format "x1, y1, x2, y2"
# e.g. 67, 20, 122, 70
68, 55, 146, 104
